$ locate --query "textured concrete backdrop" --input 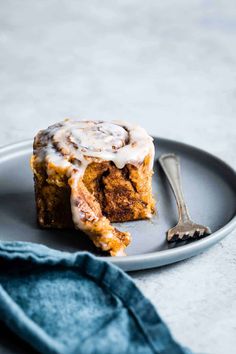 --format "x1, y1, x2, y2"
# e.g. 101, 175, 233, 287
0, 1, 236, 353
